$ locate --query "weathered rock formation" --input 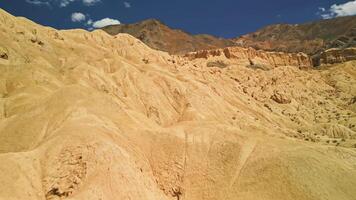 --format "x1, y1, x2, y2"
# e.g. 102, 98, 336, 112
185, 47, 312, 69
316, 47, 356, 65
